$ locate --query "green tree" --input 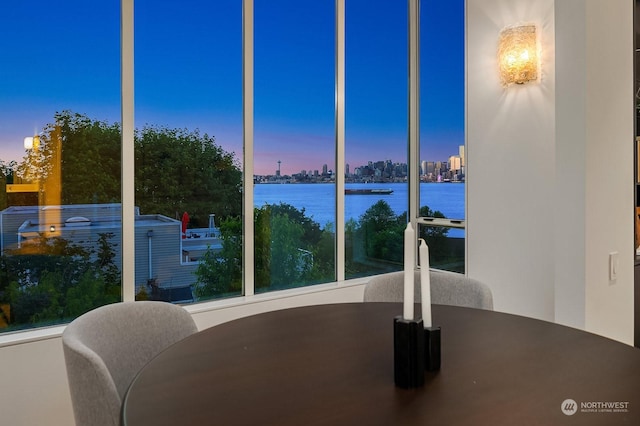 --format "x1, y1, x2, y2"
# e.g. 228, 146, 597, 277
254, 204, 308, 290
0, 234, 120, 329
194, 216, 242, 299
65, 270, 114, 318
16, 111, 242, 226
196, 203, 334, 297
0, 160, 17, 210
254, 205, 272, 289
15, 112, 122, 205
358, 200, 405, 263
56, 112, 122, 204
268, 203, 323, 247
264, 203, 334, 285
416, 205, 451, 263
254, 203, 333, 290
352, 201, 453, 270
306, 221, 335, 282
269, 213, 306, 286
344, 218, 361, 275
136, 125, 242, 226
